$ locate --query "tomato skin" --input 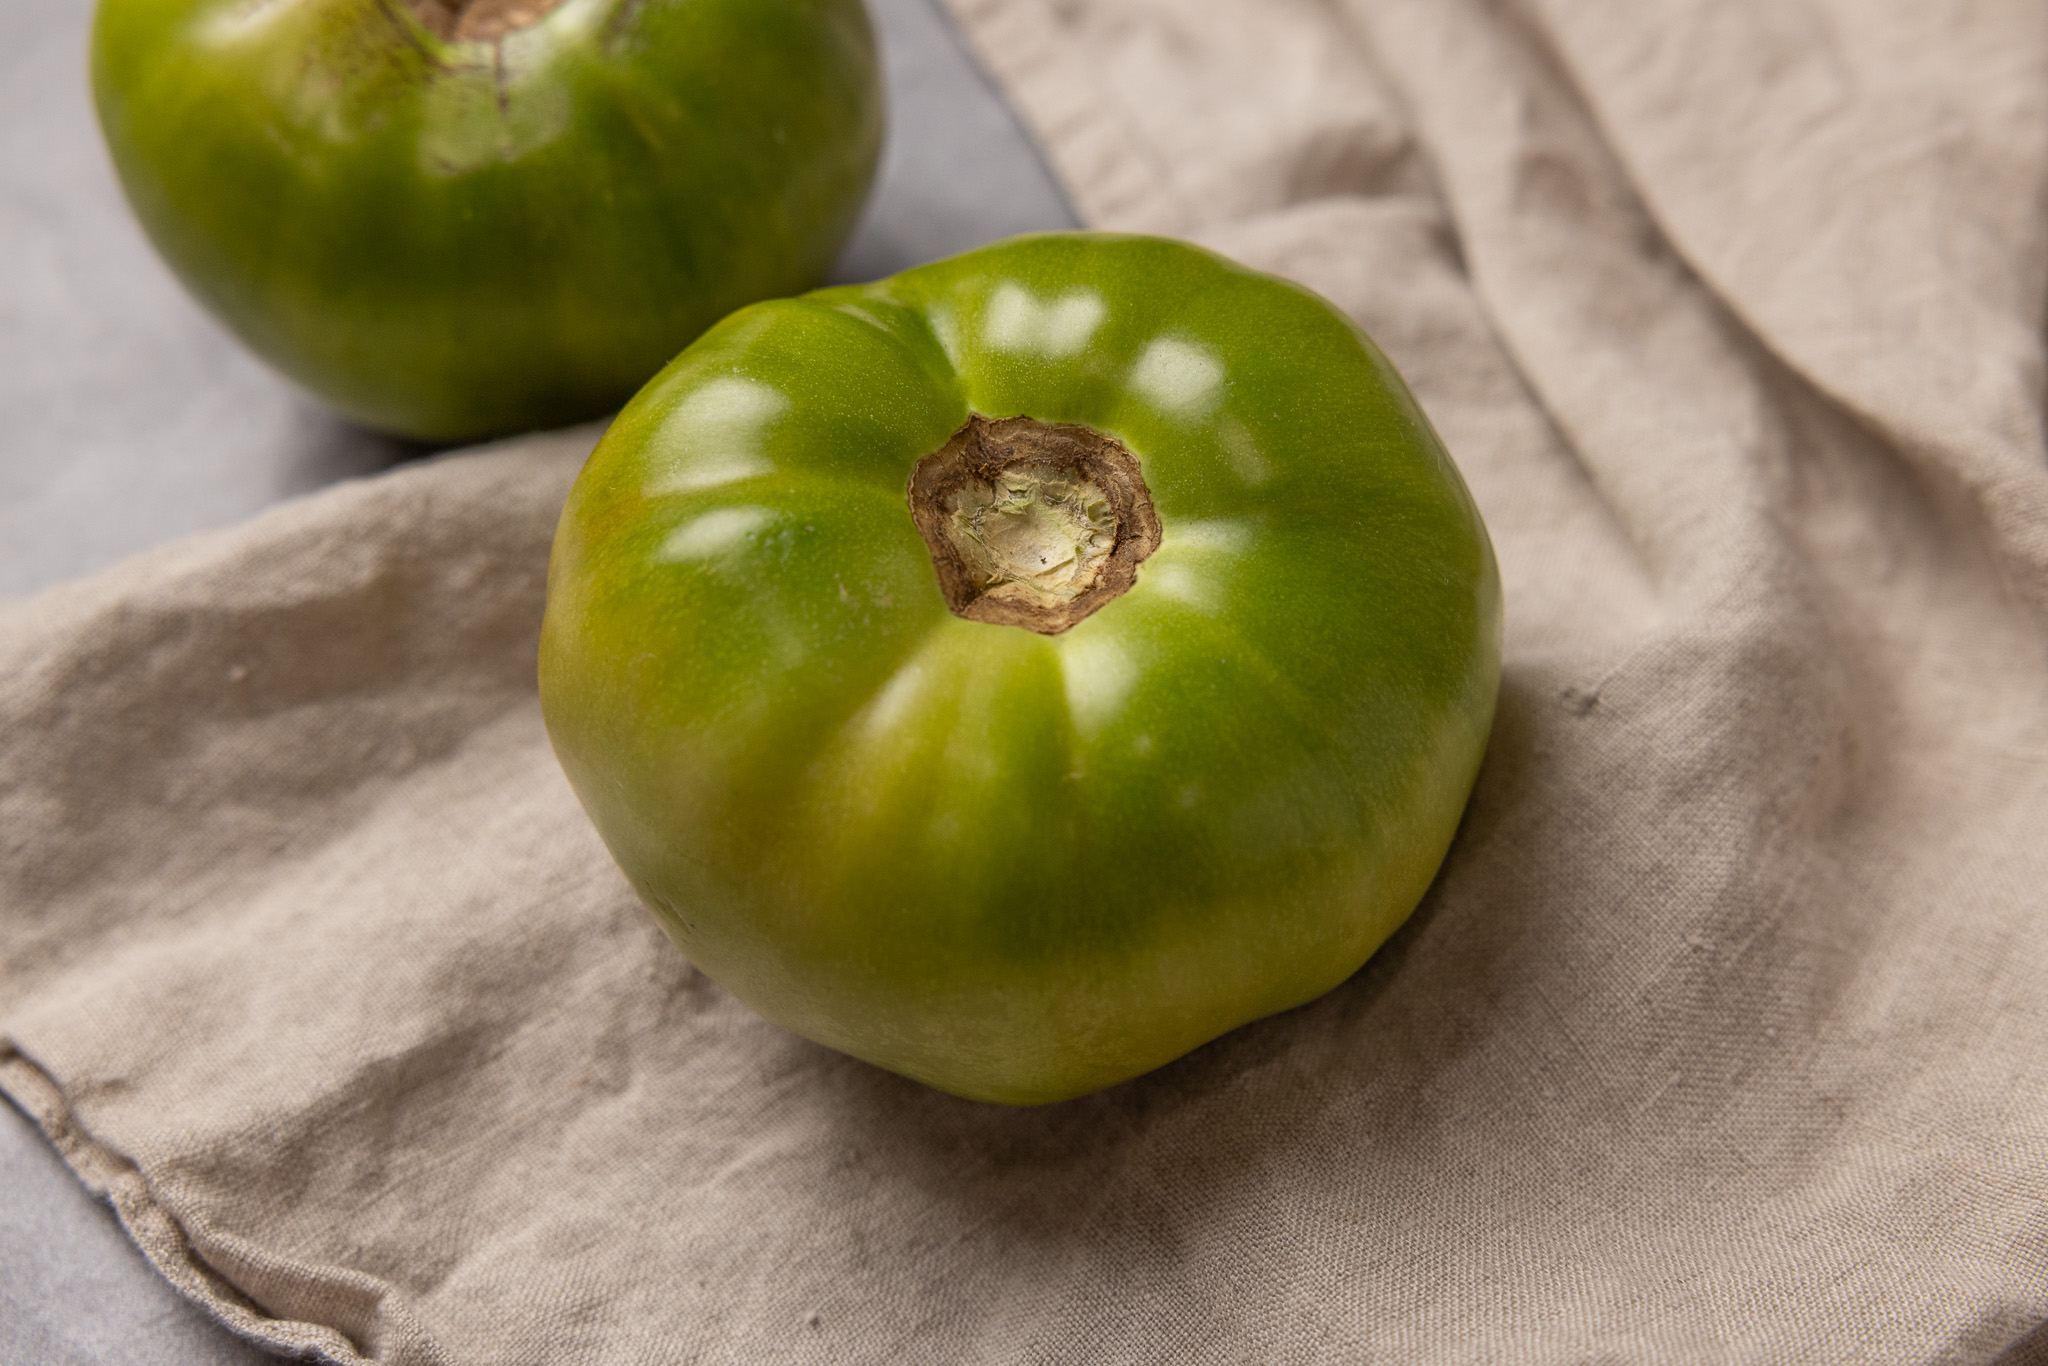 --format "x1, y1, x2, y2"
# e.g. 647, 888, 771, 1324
91, 0, 882, 441
540, 233, 1502, 1105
